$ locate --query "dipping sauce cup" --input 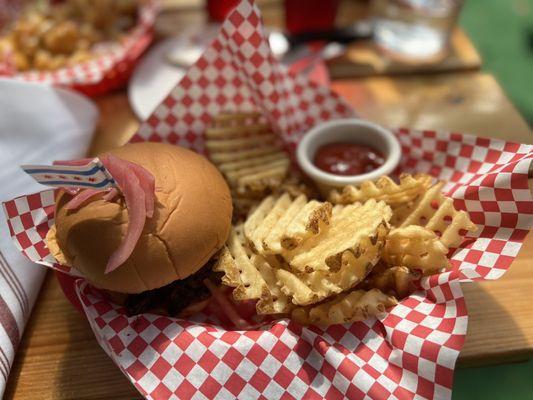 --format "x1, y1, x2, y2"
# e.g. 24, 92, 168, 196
296, 119, 401, 197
